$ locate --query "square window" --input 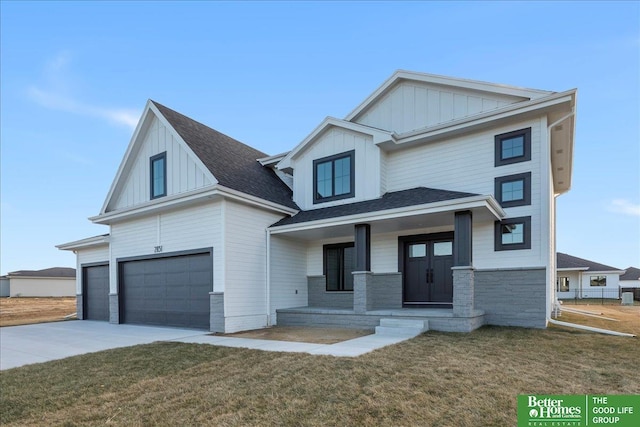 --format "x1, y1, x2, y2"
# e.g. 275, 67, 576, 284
494, 216, 531, 251
590, 276, 607, 287
150, 152, 167, 199
324, 243, 355, 291
313, 151, 355, 203
494, 172, 531, 207
495, 128, 531, 166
